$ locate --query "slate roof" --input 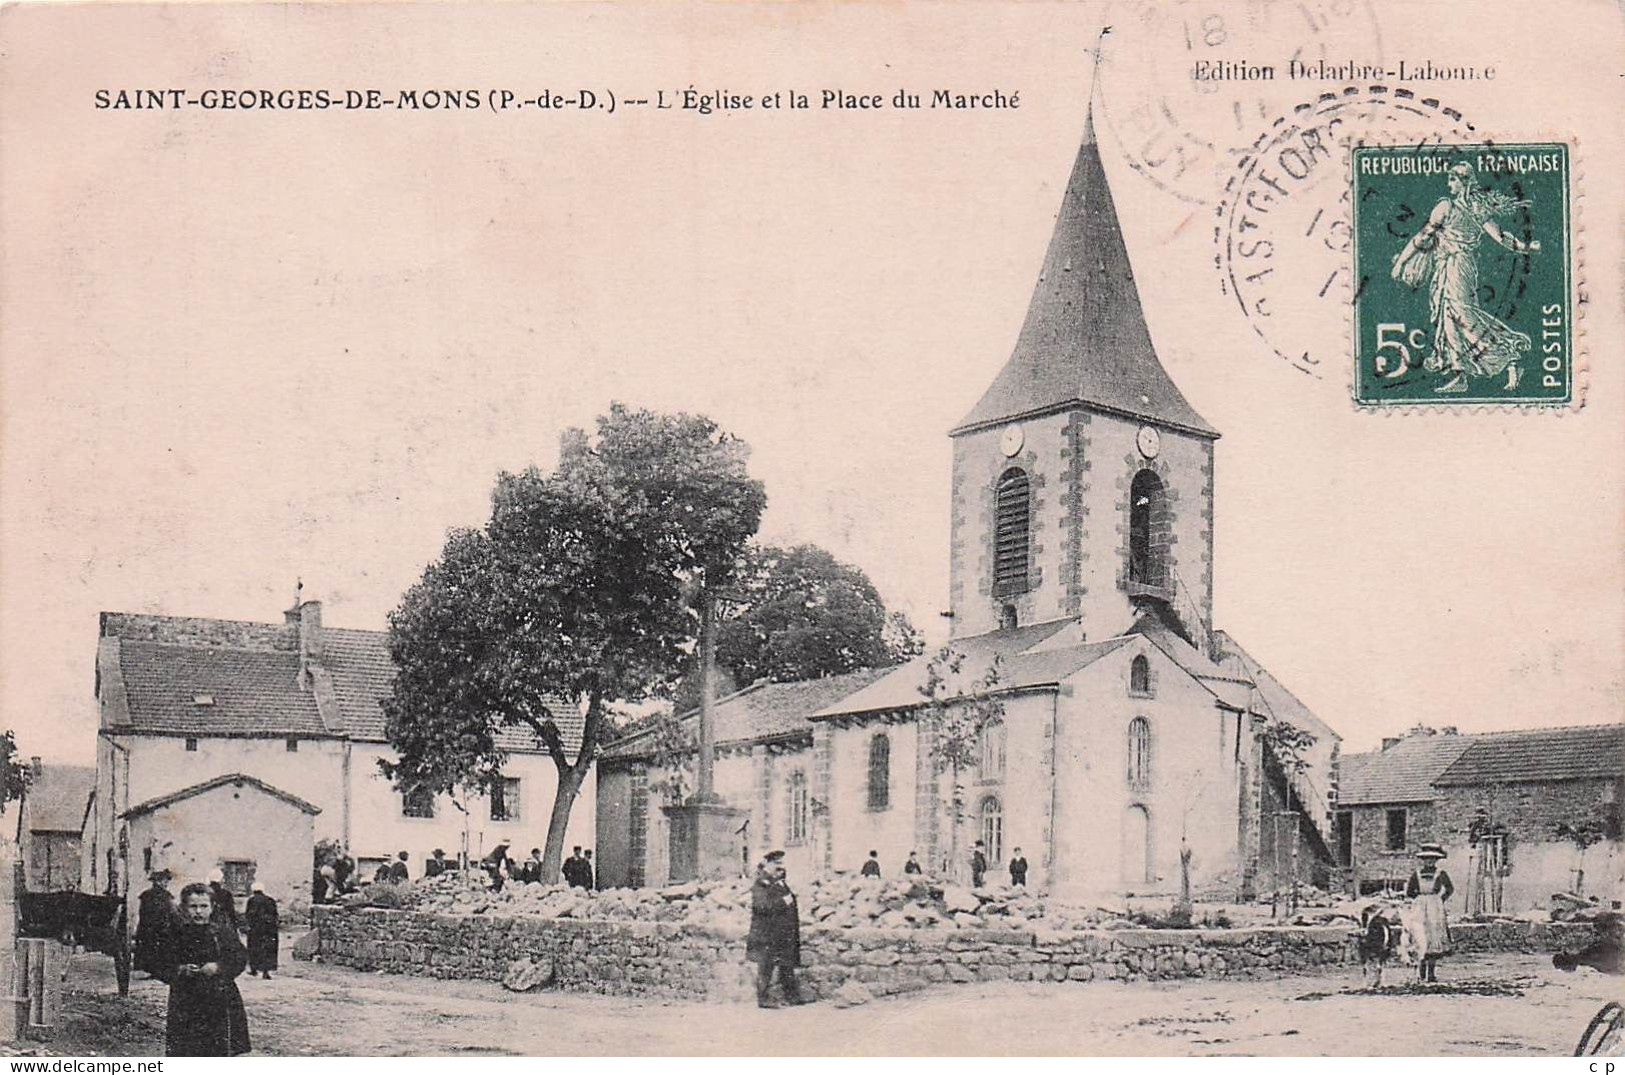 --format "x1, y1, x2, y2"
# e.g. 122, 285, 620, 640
122, 773, 322, 819
951, 108, 1217, 439
601, 667, 891, 763
116, 641, 330, 737
100, 612, 581, 755
1339, 724, 1624, 805
22, 765, 95, 833
812, 619, 1133, 719
1336, 735, 1475, 805
1433, 724, 1624, 786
